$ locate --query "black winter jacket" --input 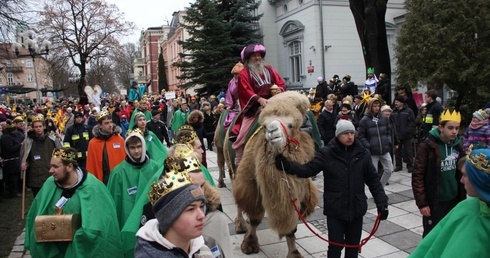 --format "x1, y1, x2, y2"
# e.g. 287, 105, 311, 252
392, 106, 416, 141
286, 138, 388, 221
358, 107, 392, 155
63, 122, 93, 160
317, 109, 336, 144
